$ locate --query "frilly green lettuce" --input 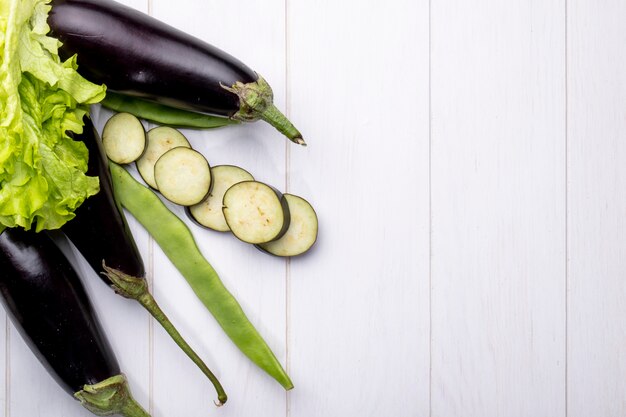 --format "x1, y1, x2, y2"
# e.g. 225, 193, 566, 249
0, 0, 105, 231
